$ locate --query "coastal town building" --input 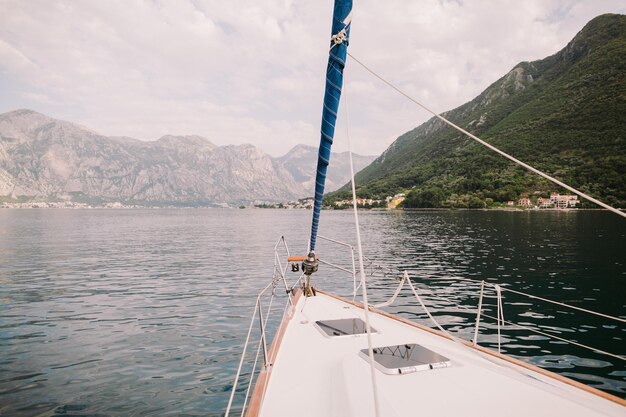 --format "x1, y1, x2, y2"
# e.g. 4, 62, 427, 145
387, 193, 406, 209
536, 197, 554, 208
250, 198, 315, 209
335, 198, 378, 207
550, 193, 579, 208
508, 193, 580, 210
2, 201, 95, 209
